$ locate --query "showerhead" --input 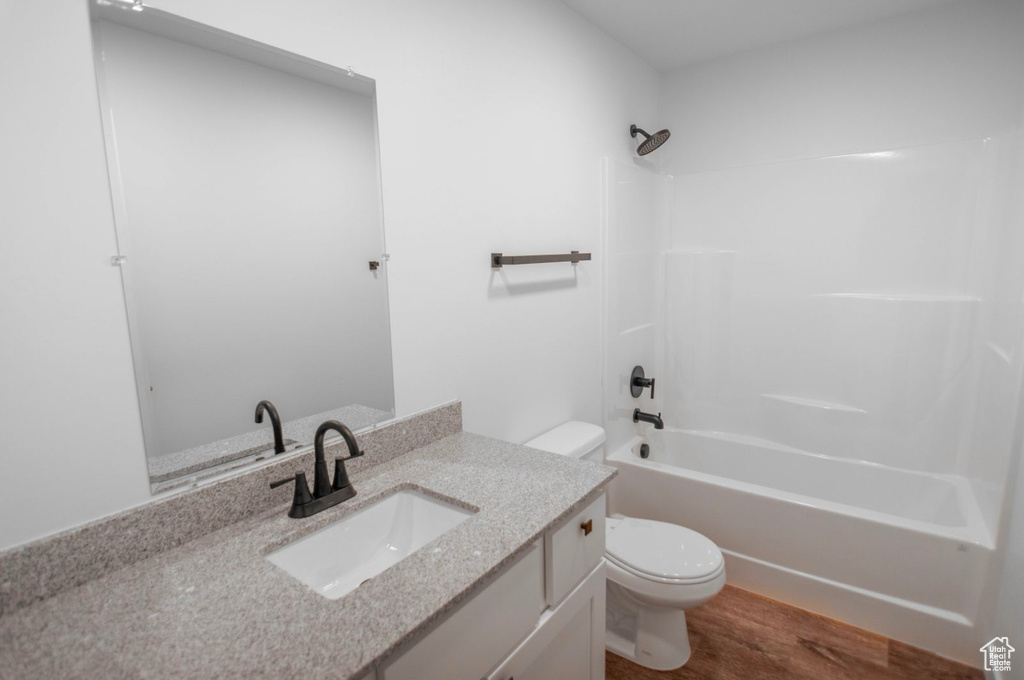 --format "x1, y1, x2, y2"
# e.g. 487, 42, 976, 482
630, 124, 671, 156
